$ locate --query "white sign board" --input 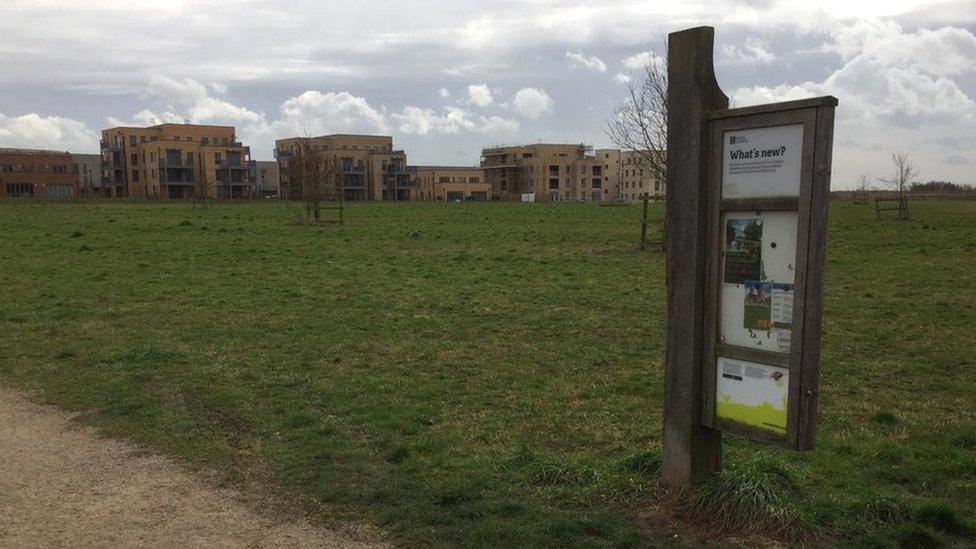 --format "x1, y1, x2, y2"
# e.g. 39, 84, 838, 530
719, 211, 798, 352
521, 193, 535, 203
722, 124, 803, 199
